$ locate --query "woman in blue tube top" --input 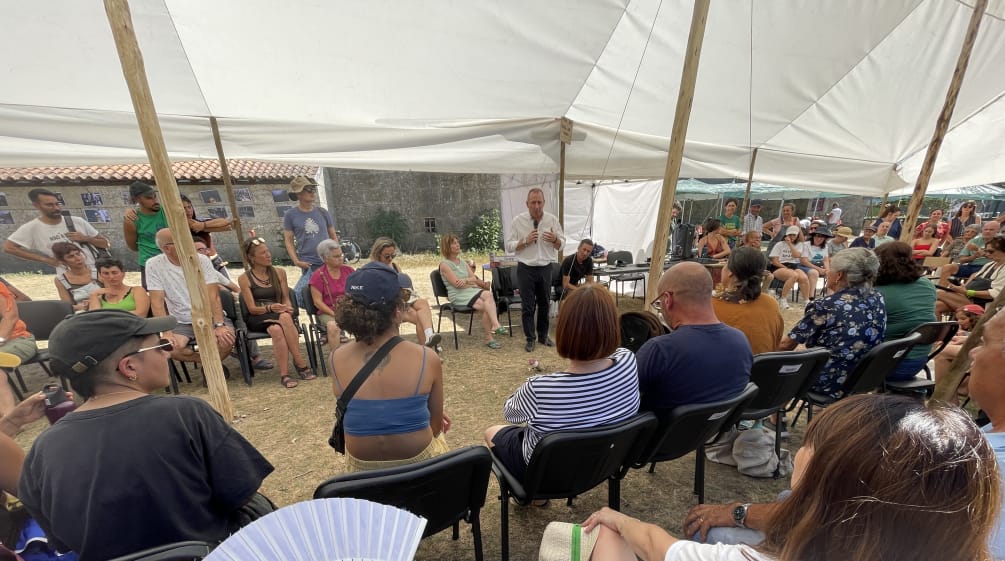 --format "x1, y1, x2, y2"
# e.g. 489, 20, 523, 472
331, 261, 449, 472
